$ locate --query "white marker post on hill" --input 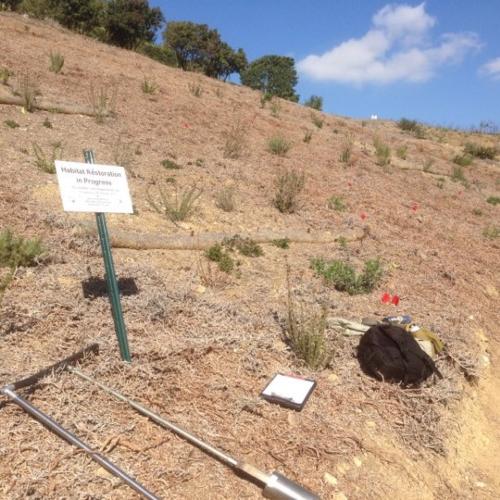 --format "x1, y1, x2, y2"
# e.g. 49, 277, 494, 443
55, 150, 133, 362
